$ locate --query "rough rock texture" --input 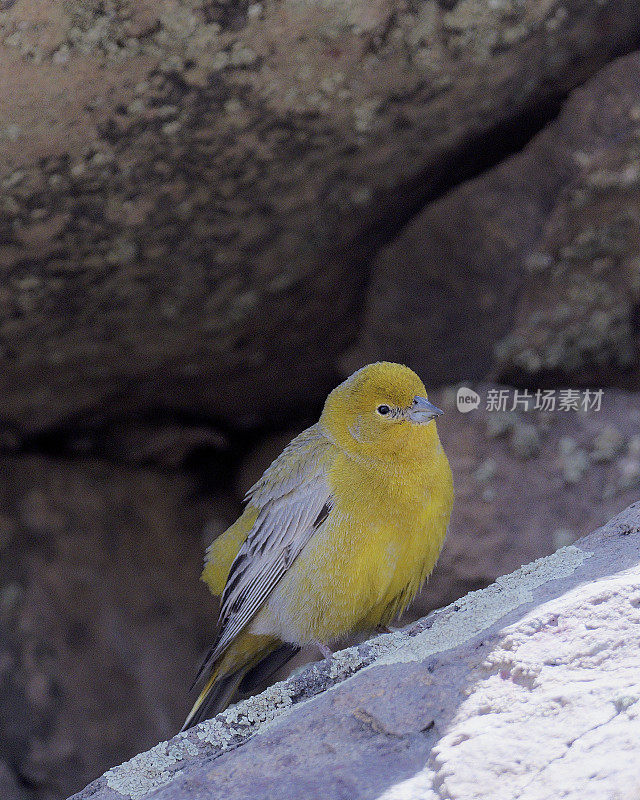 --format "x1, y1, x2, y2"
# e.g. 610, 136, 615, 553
0, 760, 28, 800
1, 2, 640, 433
0, 457, 219, 800
68, 502, 640, 800
345, 51, 640, 386
496, 136, 640, 388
